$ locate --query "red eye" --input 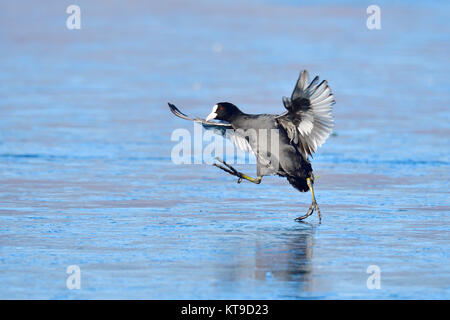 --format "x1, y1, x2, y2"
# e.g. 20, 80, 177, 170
219, 106, 223, 111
